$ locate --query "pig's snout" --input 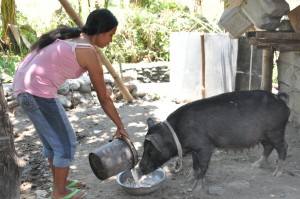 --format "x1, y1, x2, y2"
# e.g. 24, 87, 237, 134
138, 164, 147, 175
138, 162, 154, 175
